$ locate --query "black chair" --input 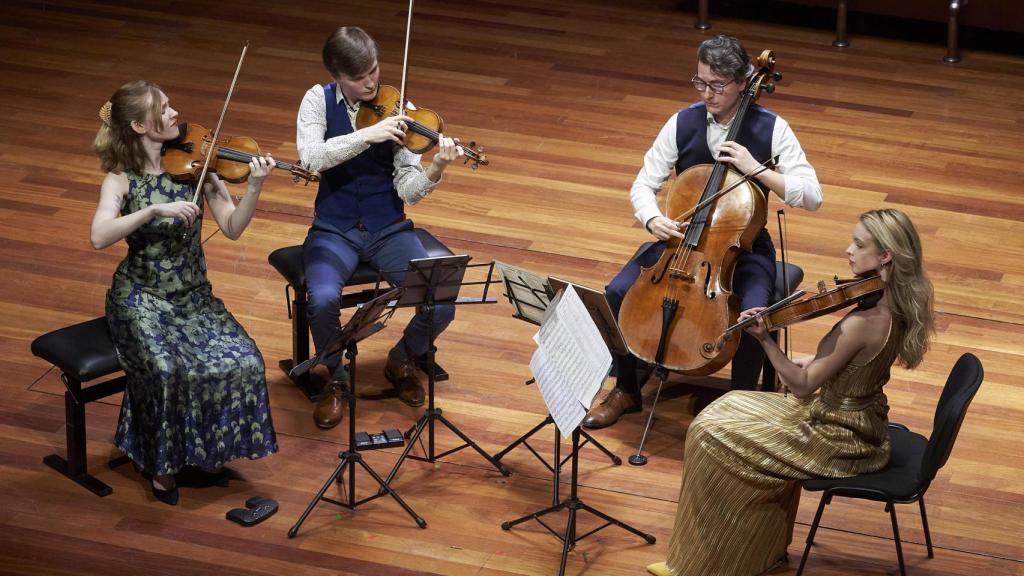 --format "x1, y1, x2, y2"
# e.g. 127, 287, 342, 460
31, 317, 130, 496
797, 352, 985, 576
267, 228, 454, 400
